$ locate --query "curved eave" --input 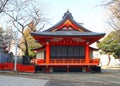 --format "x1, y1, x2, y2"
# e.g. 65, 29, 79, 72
31, 31, 105, 37
31, 32, 105, 45
68, 17, 91, 32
